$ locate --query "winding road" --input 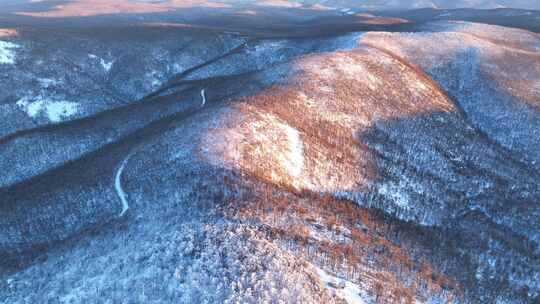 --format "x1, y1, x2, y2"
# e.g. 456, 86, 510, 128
112, 89, 206, 217
201, 89, 206, 107
115, 153, 133, 217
